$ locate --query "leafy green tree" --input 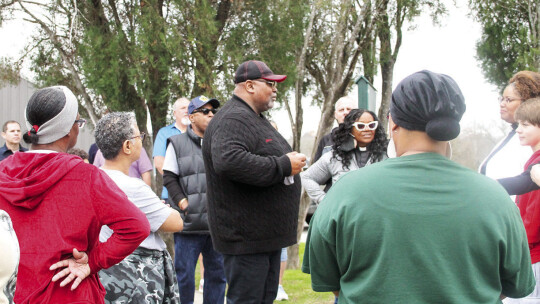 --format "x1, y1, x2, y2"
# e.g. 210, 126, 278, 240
5, 0, 309, 135
469, 0, 540, 90
236, 0, 310, 151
